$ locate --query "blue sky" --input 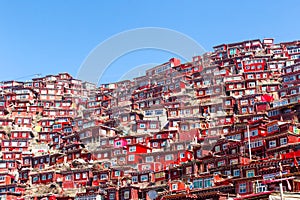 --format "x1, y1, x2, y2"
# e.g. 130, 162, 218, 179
0, 0, 299, 84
